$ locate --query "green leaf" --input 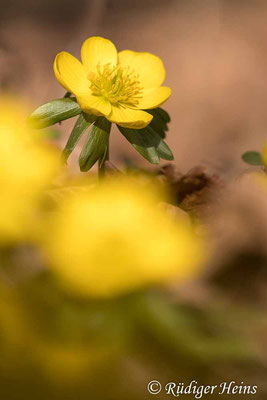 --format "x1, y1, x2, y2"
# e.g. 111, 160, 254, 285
118, 125, 174, 163
79, 117, 111, 172
147, 107, 170, 139
134, 146, 160, 164
157, 107, 171, 123
242, 151, 263, 166
156, 140, 174, 160
118, 125, 160, 164
29, 98, 81, 128
62, 113, 96, 162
